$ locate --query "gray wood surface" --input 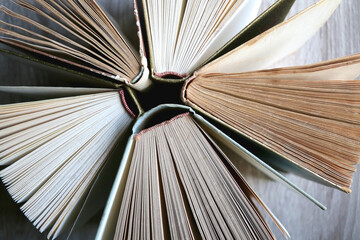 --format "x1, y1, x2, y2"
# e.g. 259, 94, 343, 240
0, 0, 359, 239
